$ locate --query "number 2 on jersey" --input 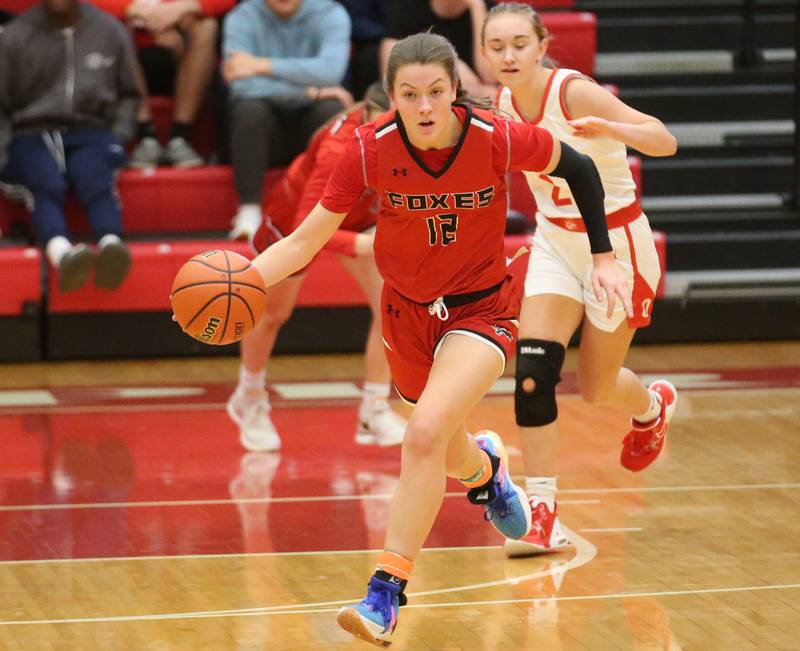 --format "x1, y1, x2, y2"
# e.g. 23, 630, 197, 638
426, 213, 458, 246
